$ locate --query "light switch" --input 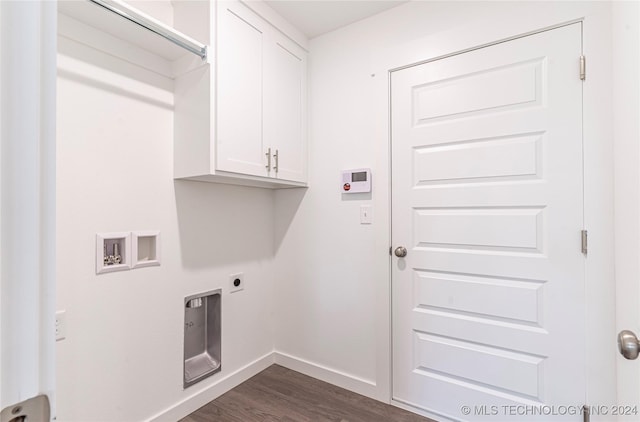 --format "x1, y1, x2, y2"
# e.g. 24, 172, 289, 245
360, 205, 373, 224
